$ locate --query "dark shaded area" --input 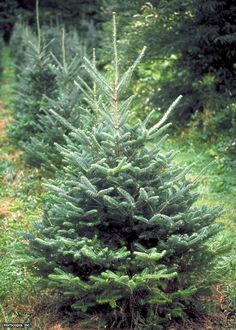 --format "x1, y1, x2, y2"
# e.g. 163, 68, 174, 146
0, 0, 103, 42
0, 0, 18, 42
